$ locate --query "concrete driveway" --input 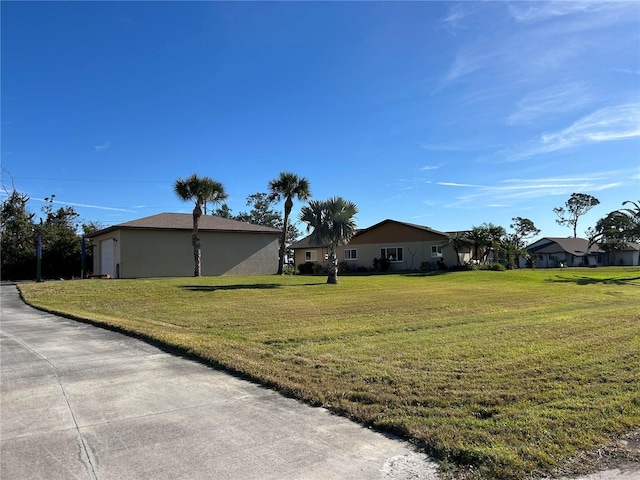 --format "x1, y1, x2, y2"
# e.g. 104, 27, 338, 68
0, 285, 438, 480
